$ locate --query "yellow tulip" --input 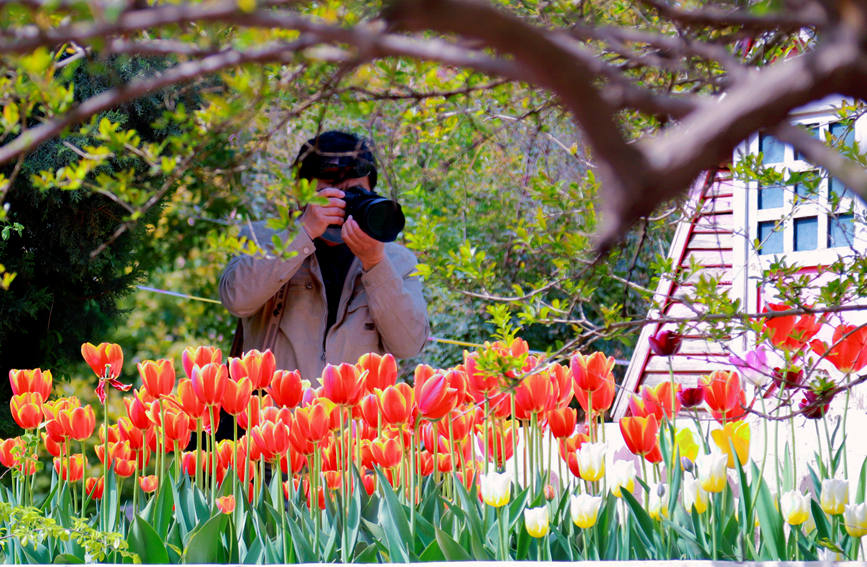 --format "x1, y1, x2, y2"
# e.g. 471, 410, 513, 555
780, 490, 810, 526
524, 506, 550, 538
570, 493, 603, 529
710, 421, 750, 468
675, 427, 699, 462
